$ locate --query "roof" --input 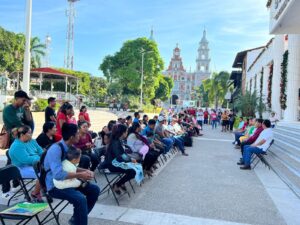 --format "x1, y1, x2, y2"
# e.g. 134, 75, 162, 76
232, 46, 265, 68
247, 38, 274, 72
30, 67, 76, 79
266, 0, 272, 8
